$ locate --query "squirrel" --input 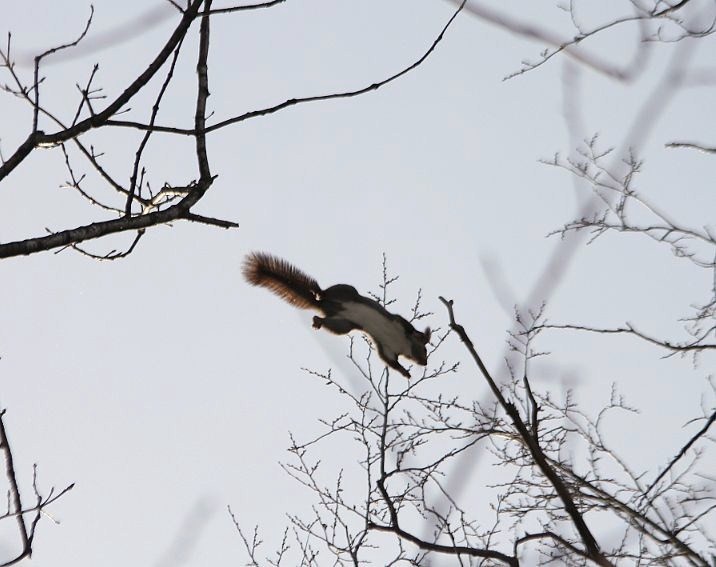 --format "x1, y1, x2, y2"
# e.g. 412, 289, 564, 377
242, 252, 431, 378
